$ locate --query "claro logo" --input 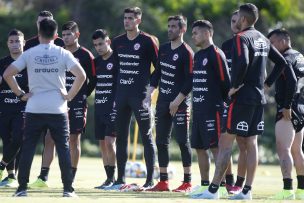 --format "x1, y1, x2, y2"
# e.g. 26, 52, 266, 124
34, 55, 58, 65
